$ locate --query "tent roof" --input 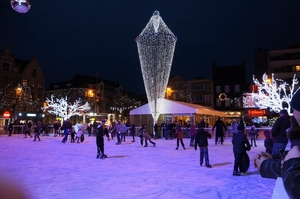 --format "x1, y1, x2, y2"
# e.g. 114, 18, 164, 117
129, 99, 226, 116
